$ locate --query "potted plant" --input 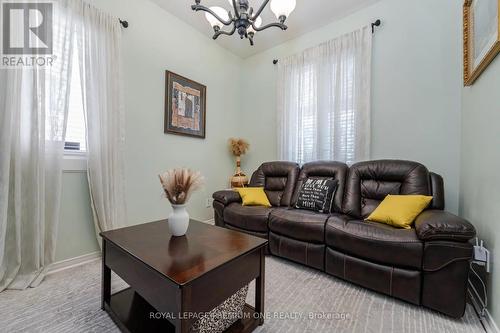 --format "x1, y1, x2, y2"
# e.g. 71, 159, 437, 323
159, 168, 204, 236
229, 138, 250, 188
